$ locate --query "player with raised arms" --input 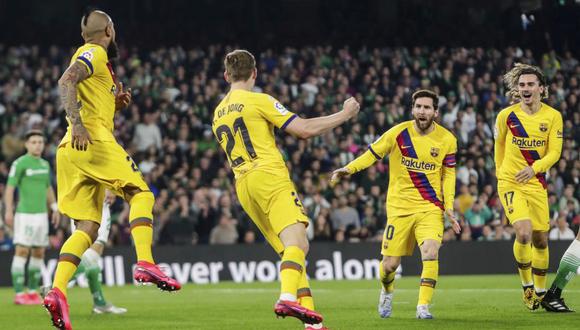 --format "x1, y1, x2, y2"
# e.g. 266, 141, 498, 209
212, 49, 359, 330
495, 63, 563, 310
331, 89, 460, 319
